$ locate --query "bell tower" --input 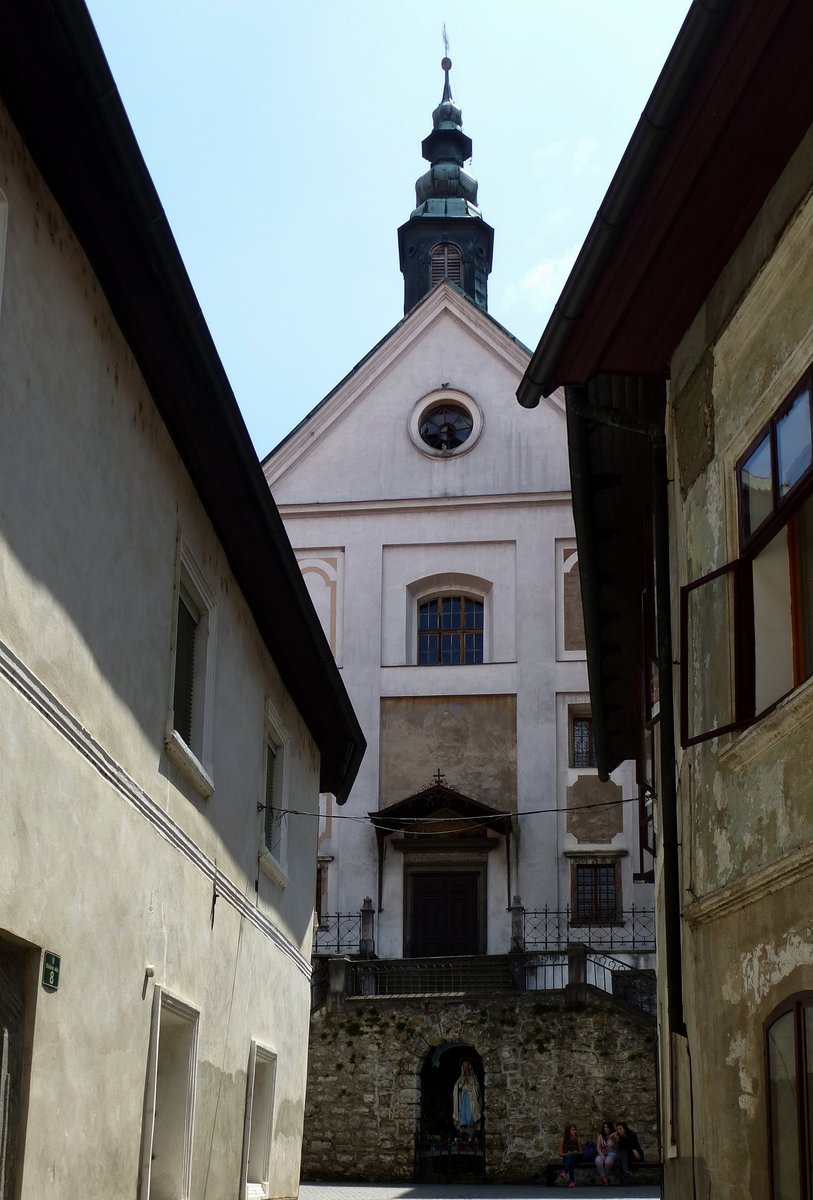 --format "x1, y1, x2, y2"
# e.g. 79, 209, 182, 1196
398, 56, 494, 315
